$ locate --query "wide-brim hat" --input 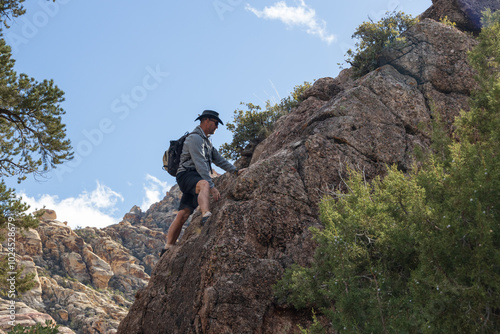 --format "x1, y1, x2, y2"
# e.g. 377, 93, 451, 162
194, 110, 224, 126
